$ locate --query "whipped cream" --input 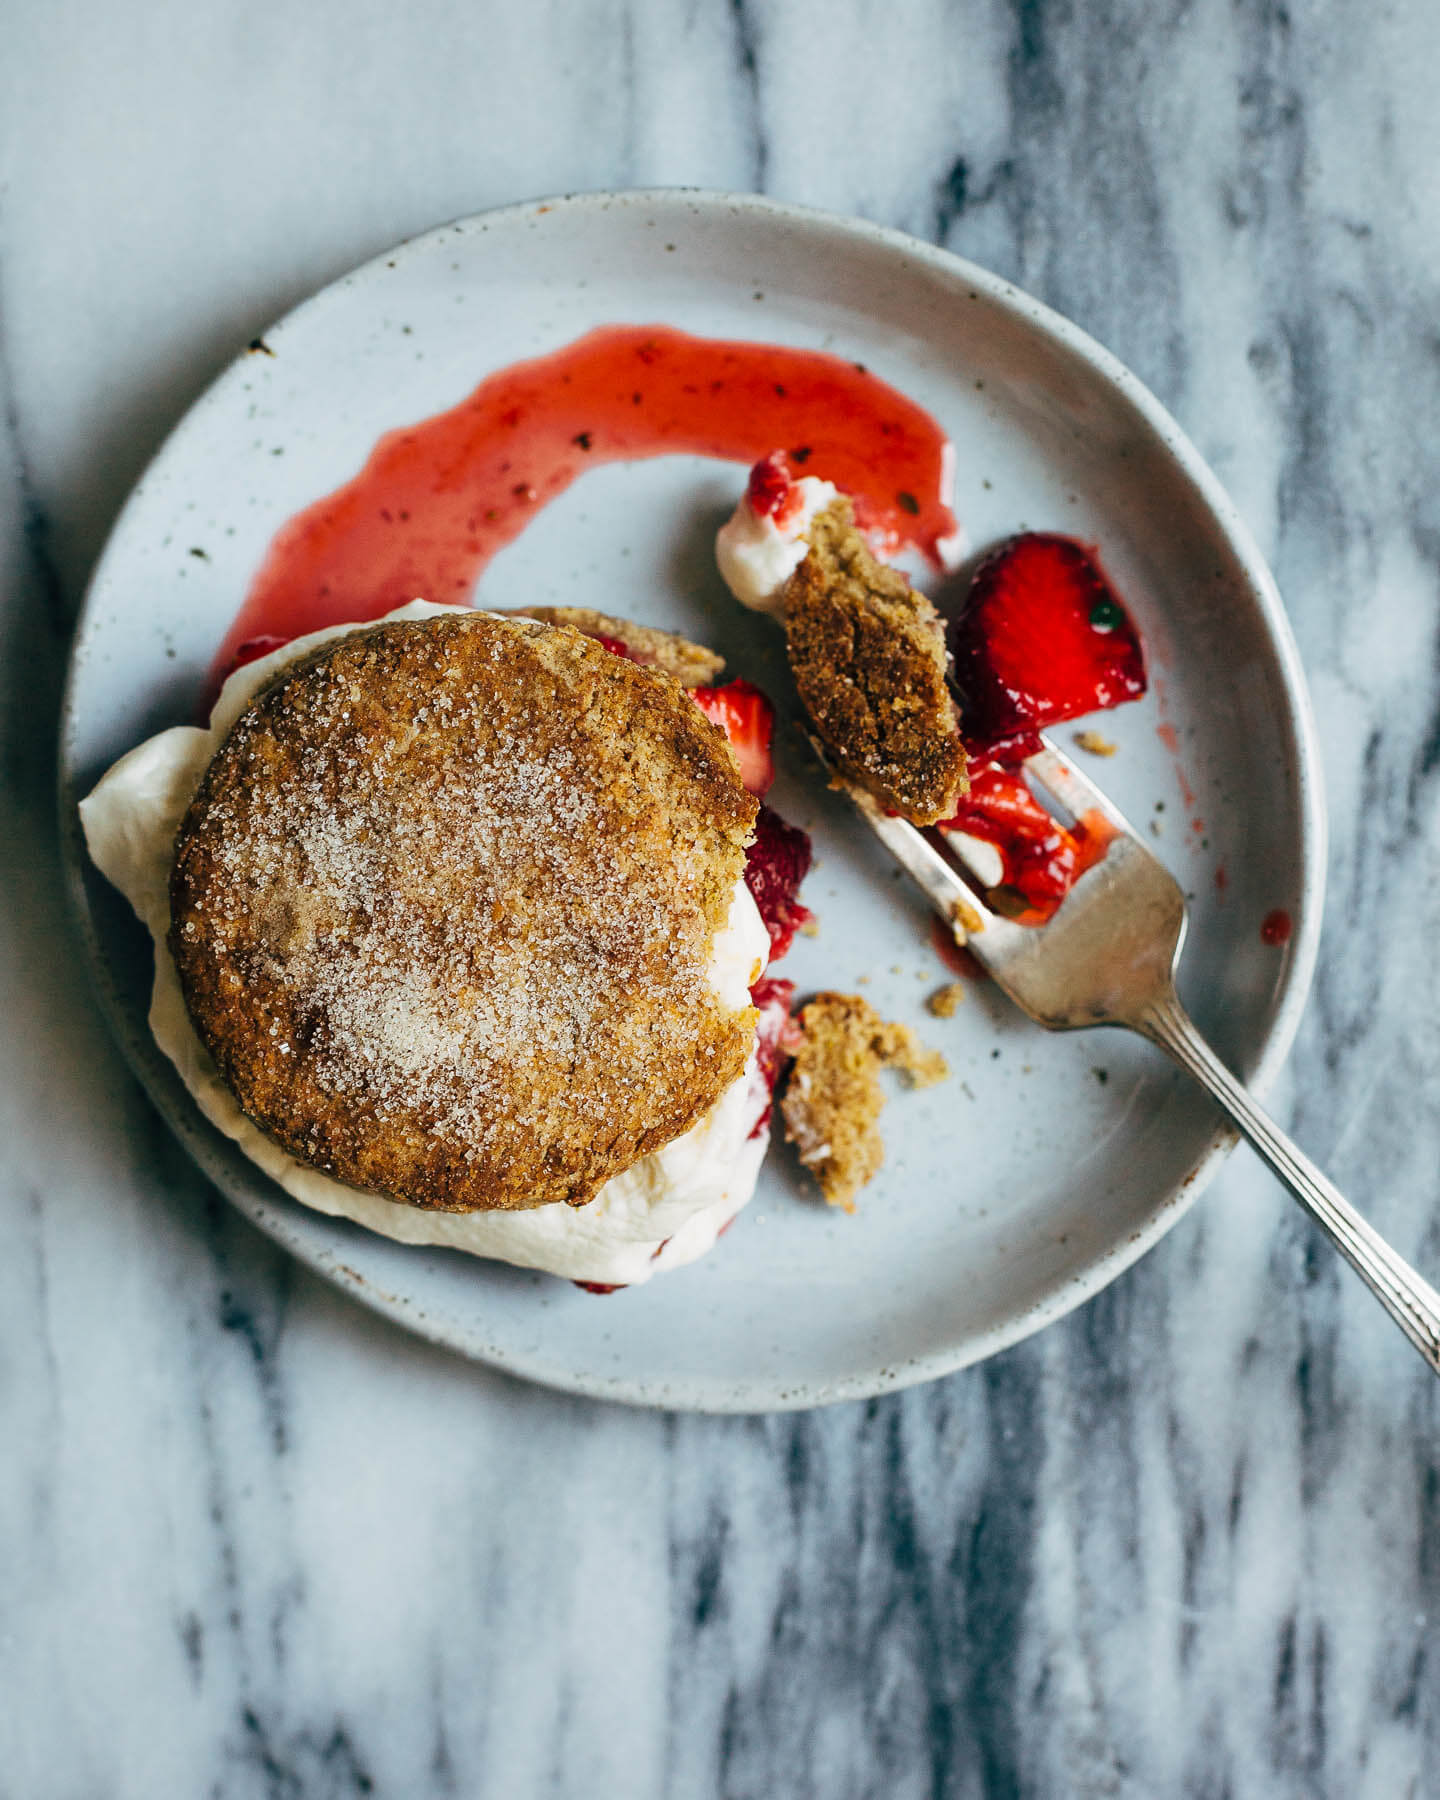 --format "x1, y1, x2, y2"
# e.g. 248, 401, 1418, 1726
80, 601, 772, 1288
715, 474, 839, 616
939, 828, 1005, 891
